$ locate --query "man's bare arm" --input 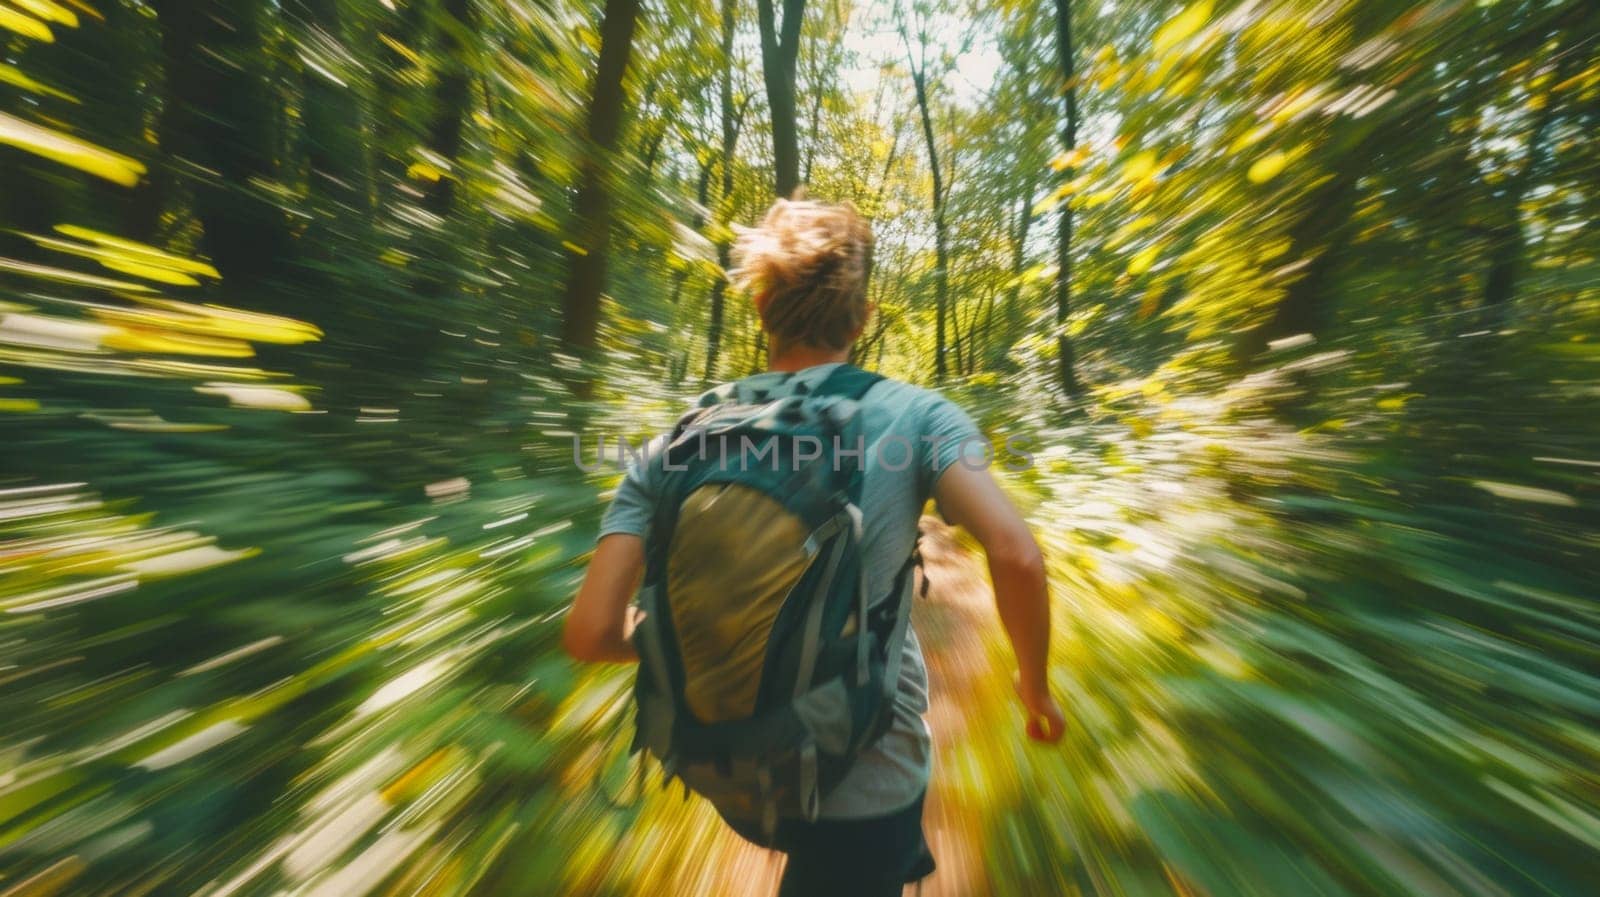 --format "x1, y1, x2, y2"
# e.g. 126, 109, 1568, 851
563, 533, 645, 663
933, 462, 1065, 742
